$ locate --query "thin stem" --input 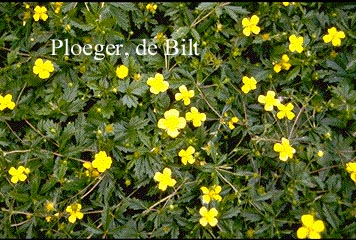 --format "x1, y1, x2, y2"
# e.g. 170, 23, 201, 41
16, 82, 27, 106
11, 219, 32, 227
80, 176, 104, 200
190, 2, 231, 28
216, 168, 239, 194
25, 119, 59, 147
4, 120, 25, 144
195, 83, 223, 120
3, 149, 31, 156
288, 105, 305, 140
142, 179, 186, 215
